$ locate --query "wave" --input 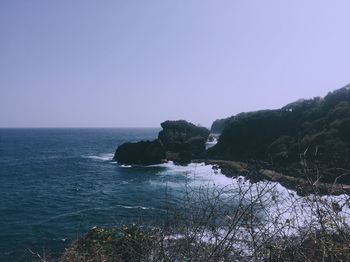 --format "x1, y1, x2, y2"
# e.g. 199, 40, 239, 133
116, 161, 175, 168
120, 164, 132, 168
117, 161, 227, 187
82, 153, 114, 161
114, 204, 158, 210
